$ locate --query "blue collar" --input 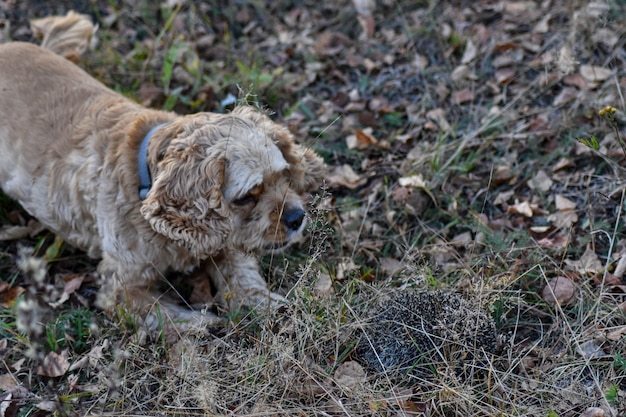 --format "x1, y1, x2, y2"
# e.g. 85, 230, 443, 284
138, 123, 169, 200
